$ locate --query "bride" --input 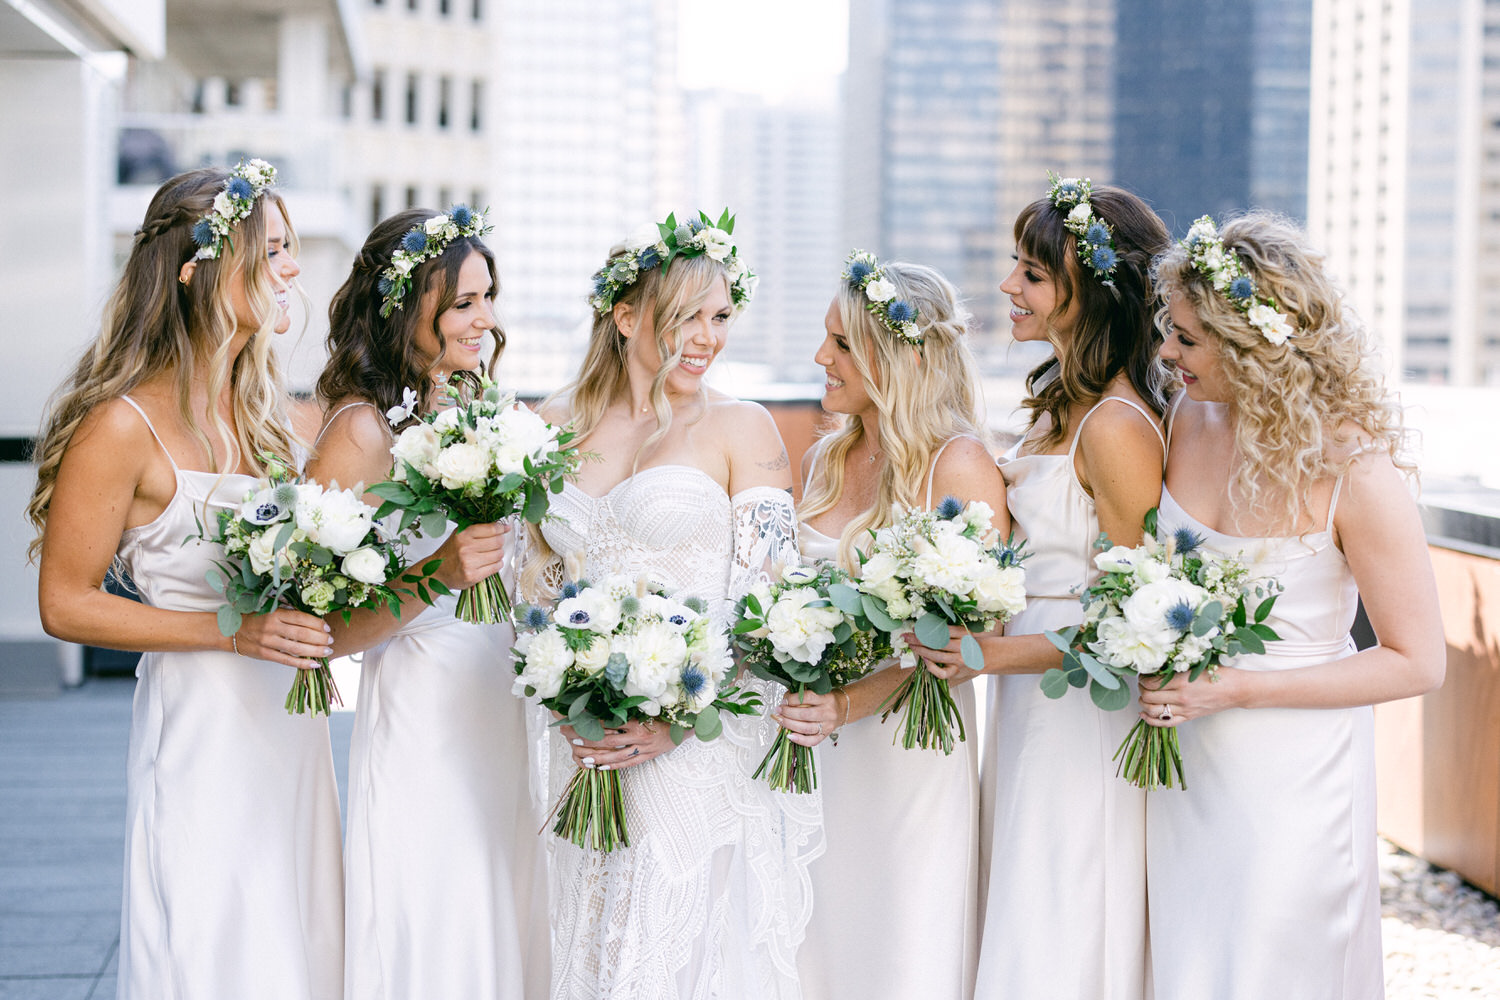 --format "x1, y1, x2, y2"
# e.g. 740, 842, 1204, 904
519, 215, 822, 999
